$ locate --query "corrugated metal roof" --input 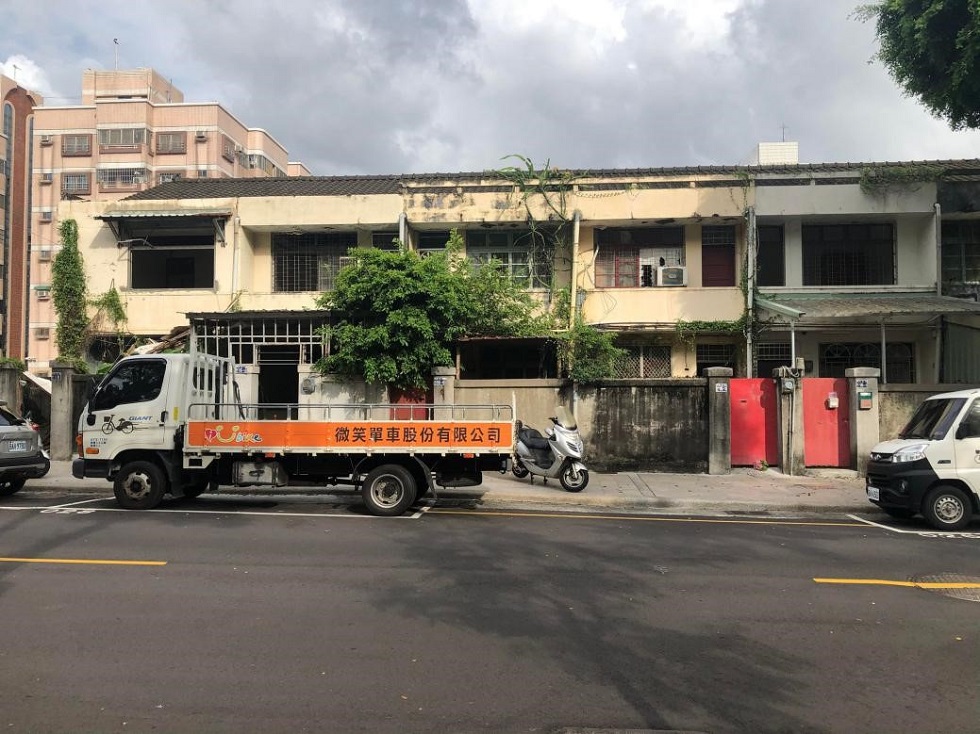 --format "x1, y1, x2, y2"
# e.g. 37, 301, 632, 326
123, 159, 980, 201
96, 208, 232, 219
757, 293, 980, 321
